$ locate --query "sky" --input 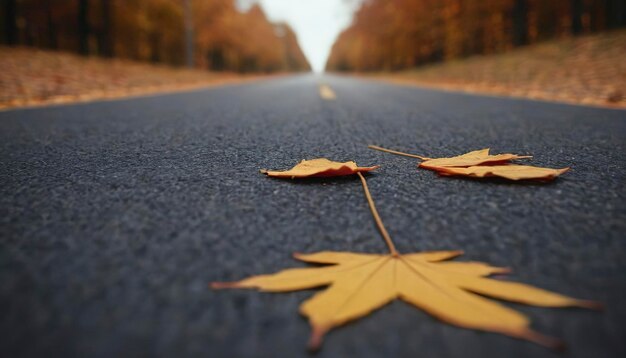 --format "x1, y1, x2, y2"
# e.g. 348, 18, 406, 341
237, 0, 361, 72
